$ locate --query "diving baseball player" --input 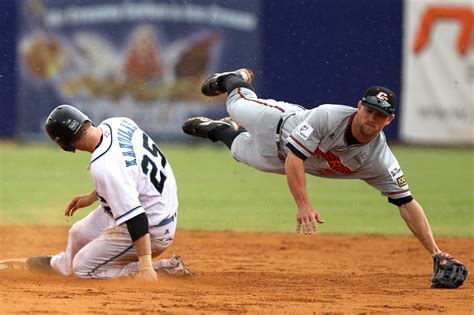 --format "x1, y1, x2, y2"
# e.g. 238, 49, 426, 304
21, 105, 191, 280
182, 68, 468, 288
